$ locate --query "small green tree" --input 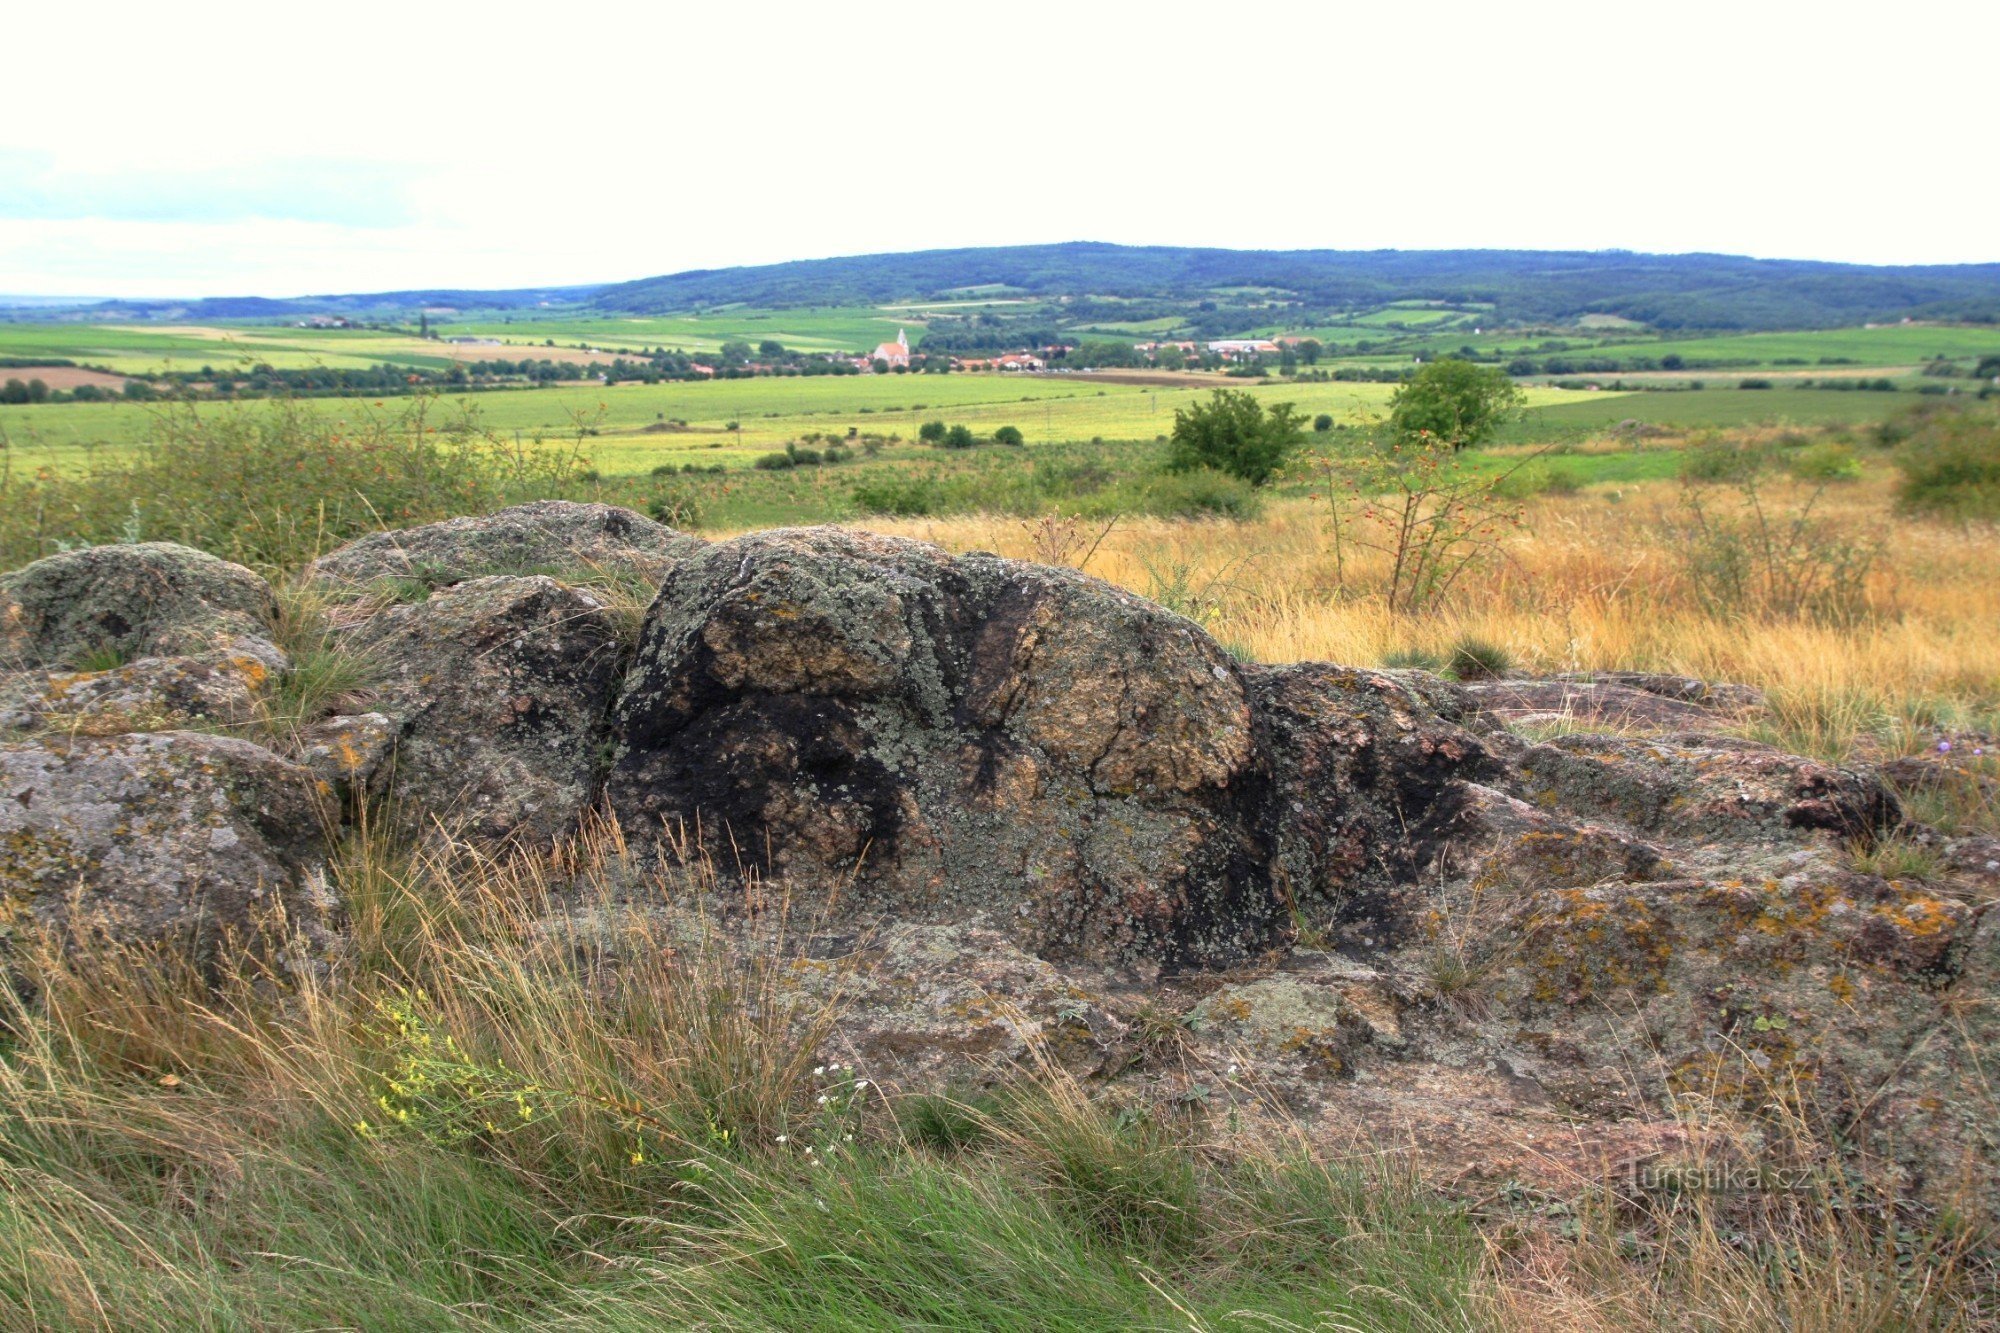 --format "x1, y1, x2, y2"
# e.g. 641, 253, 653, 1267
1388, 359, 1524, 450
993, 424, 1024, 446
943, 424, 977, 450
918, 419, 947, 444
1313, 413, 1334, 432
1165, 388, 1304, 486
